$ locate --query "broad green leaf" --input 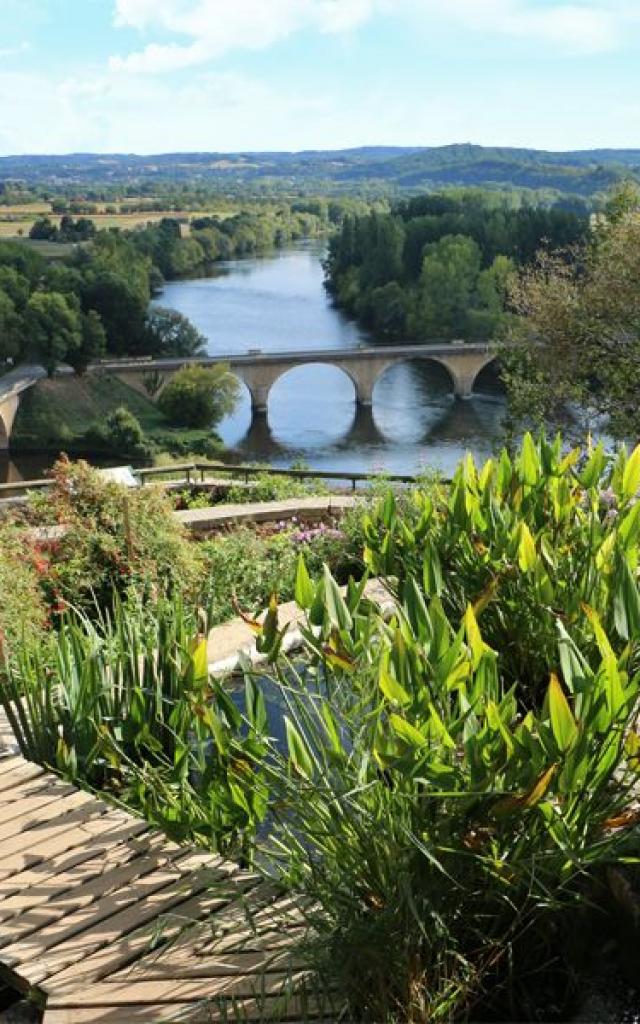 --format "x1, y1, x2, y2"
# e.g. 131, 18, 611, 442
294, 554, 315, 610
323, 565, 353, 632
190, 636, 209, 684
519, 432, 540, 486
613, 558, 640, 641
379, 659, 411, 705
464, 604, 484, 669
518, 523, 537, 573
473, 577, 499, 617
548, 673, 578, 752
284, 717, 314, 779
389, 713, 427, 749
429, 705, 456, 749
622, 444, 640, 502
579, 441, 607, 490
